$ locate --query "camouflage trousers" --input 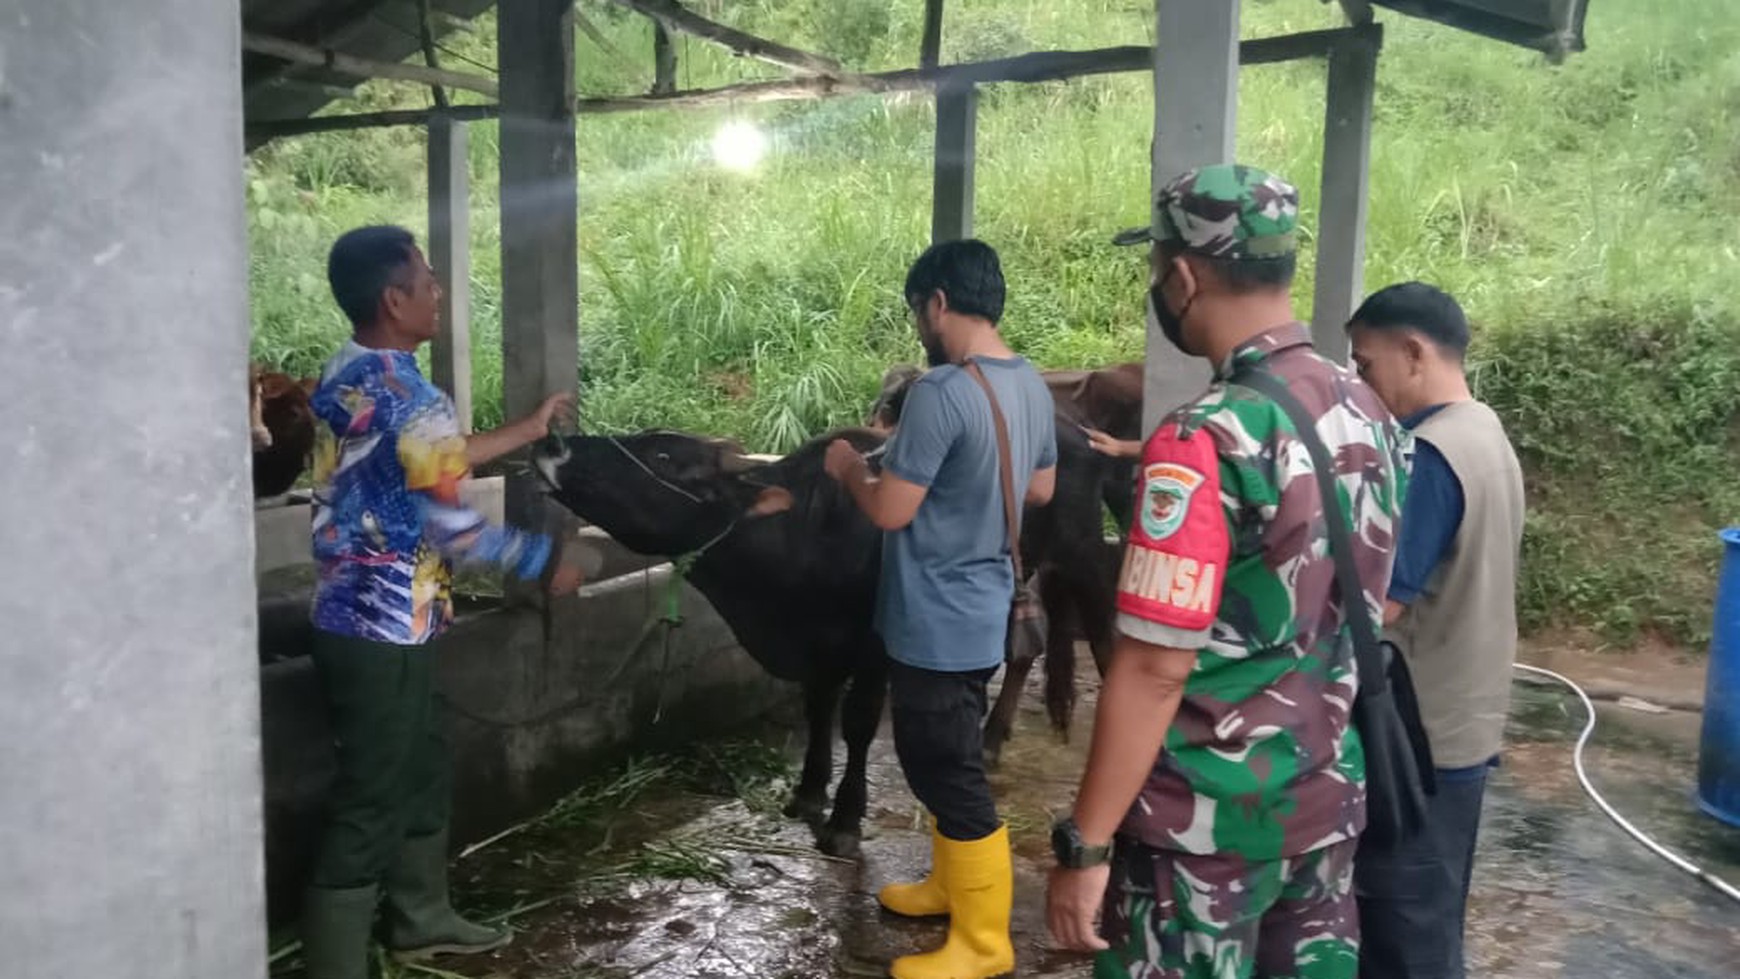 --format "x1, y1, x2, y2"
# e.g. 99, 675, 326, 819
1093, 837, 1359, 979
